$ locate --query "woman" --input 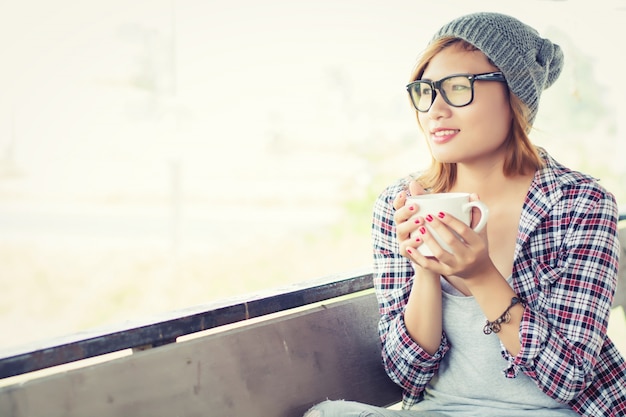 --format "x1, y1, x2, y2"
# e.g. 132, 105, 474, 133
305, 12, 626, 417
